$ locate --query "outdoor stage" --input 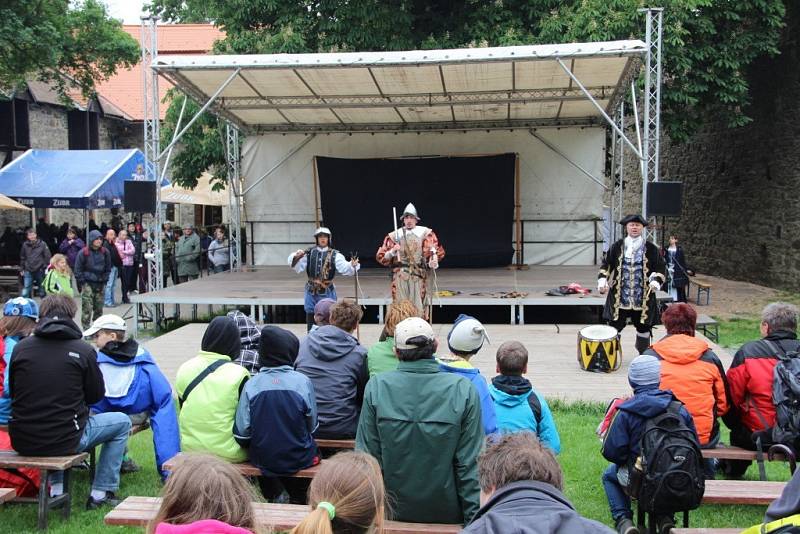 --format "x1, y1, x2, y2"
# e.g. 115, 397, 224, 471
131, 265, 623, 328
